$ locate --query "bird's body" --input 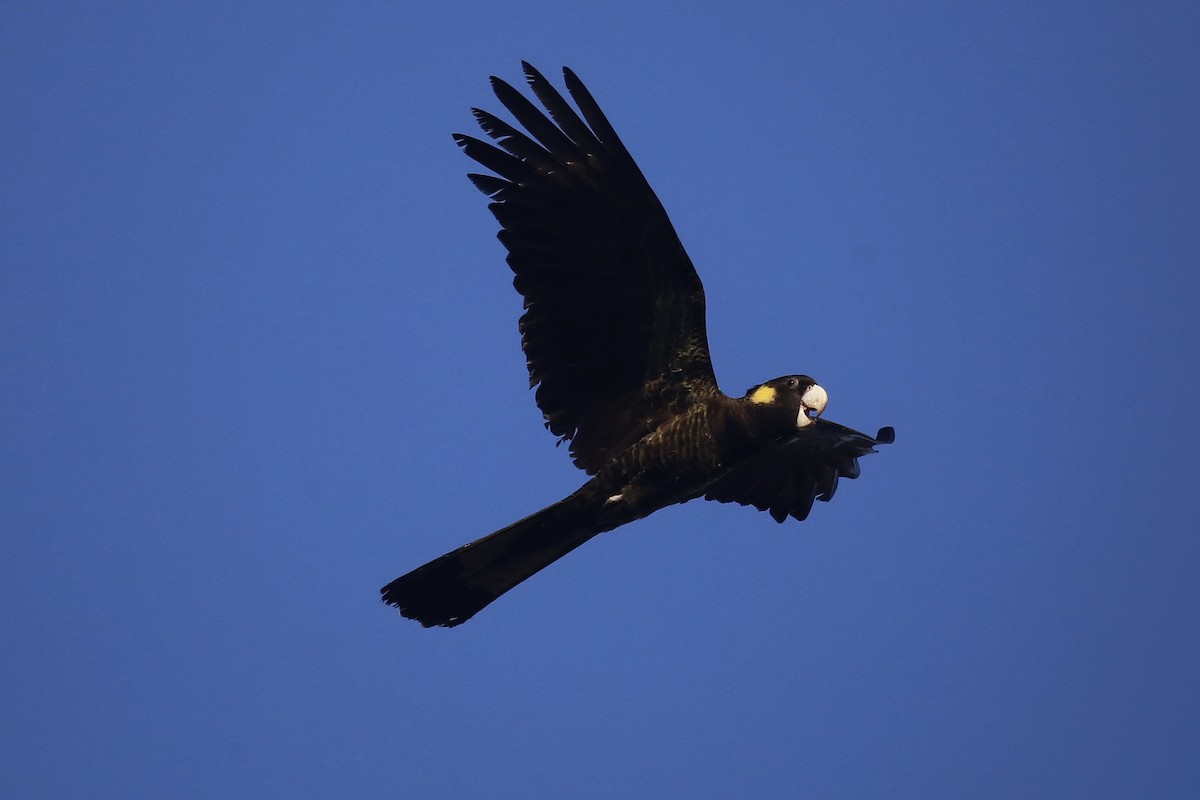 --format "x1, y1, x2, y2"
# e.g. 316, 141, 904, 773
381, 64, 893, 627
